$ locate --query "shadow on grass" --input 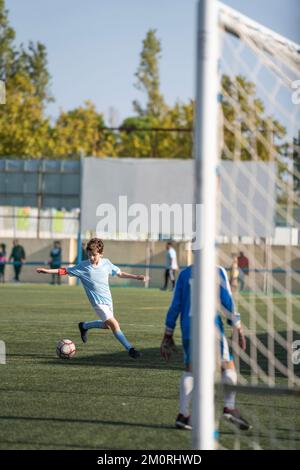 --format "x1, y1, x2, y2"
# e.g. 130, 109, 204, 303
8, 330, 300, 379
35, 347, 184, 371
0, 414, 174, 431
